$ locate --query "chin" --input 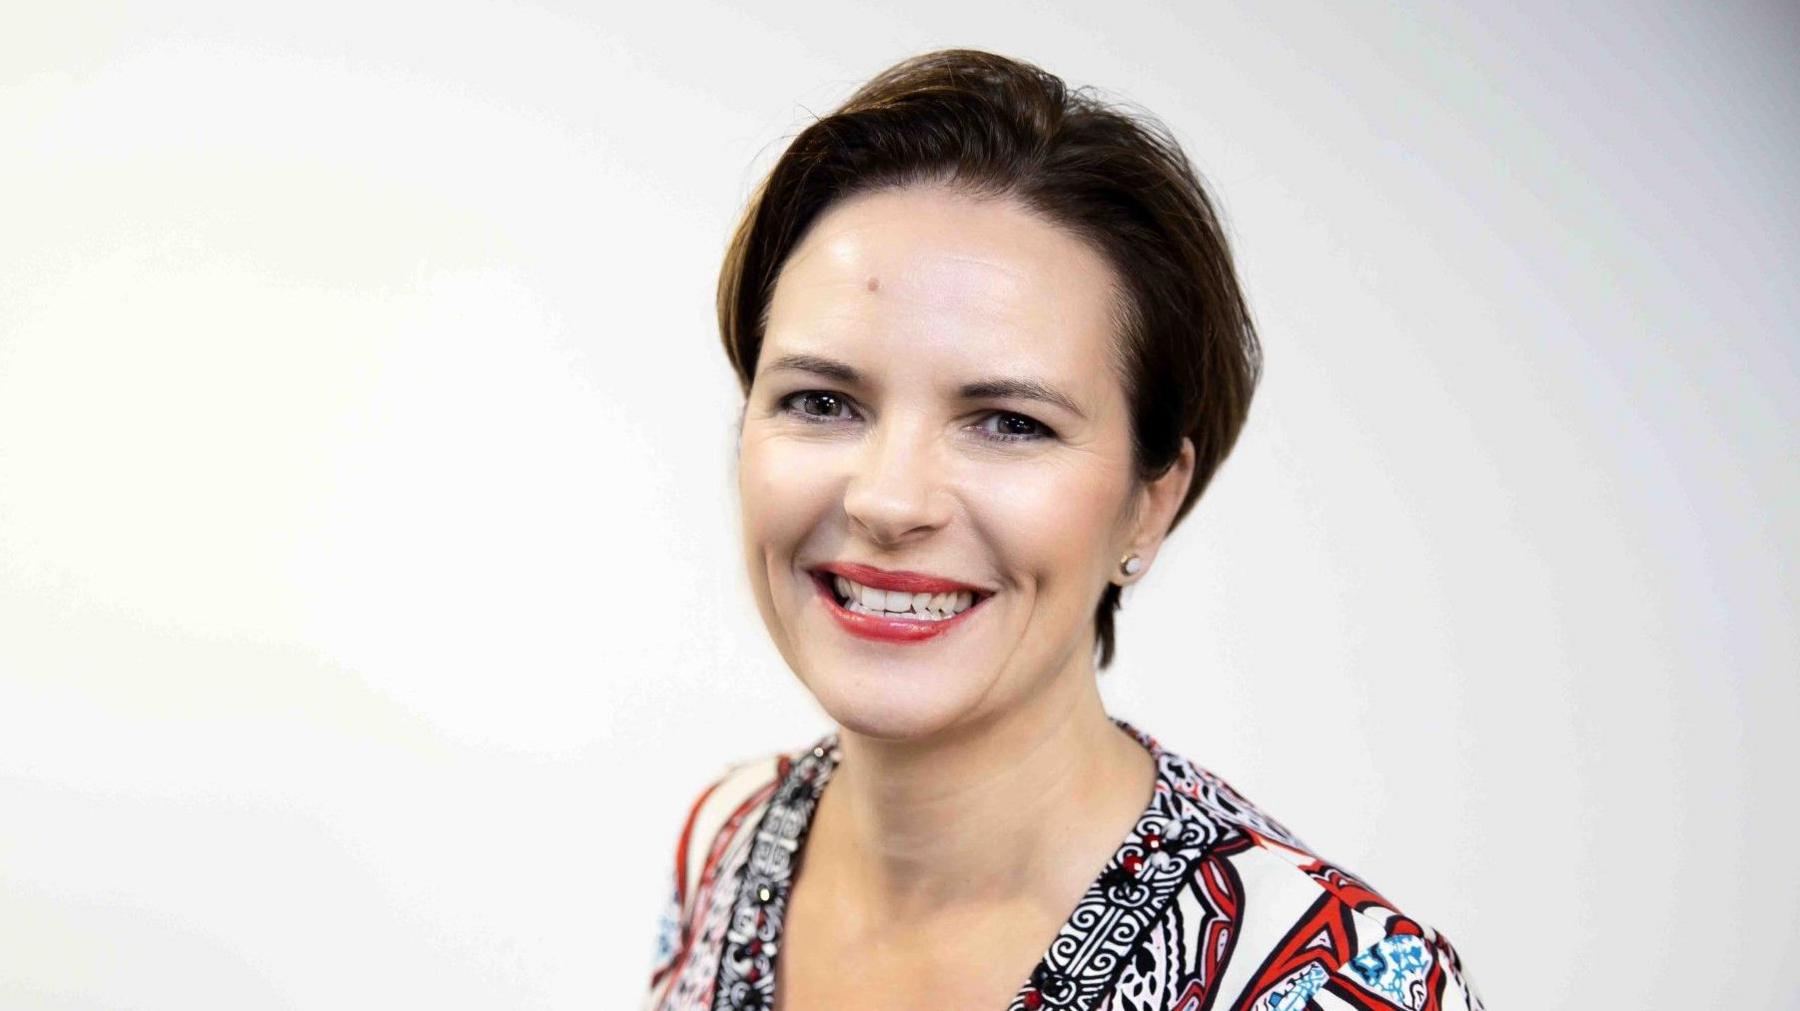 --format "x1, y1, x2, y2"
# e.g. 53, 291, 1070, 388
823, 704, 950, 742
778, 570, 1009, 742
798, 660, 986, 743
